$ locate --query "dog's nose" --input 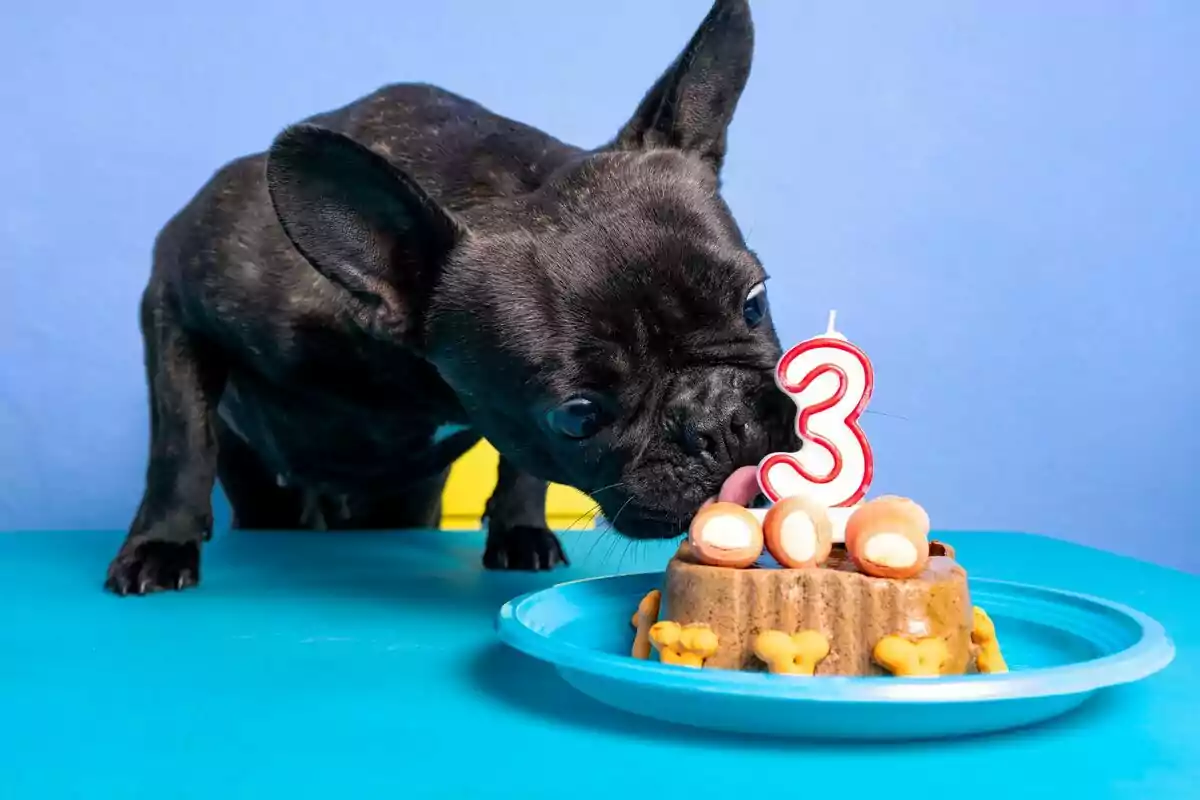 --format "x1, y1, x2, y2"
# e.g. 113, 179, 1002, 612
666, 370, 769, 460
730, 407, 748, 436
677, 421, 714, 457
673, 404, 747, 459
